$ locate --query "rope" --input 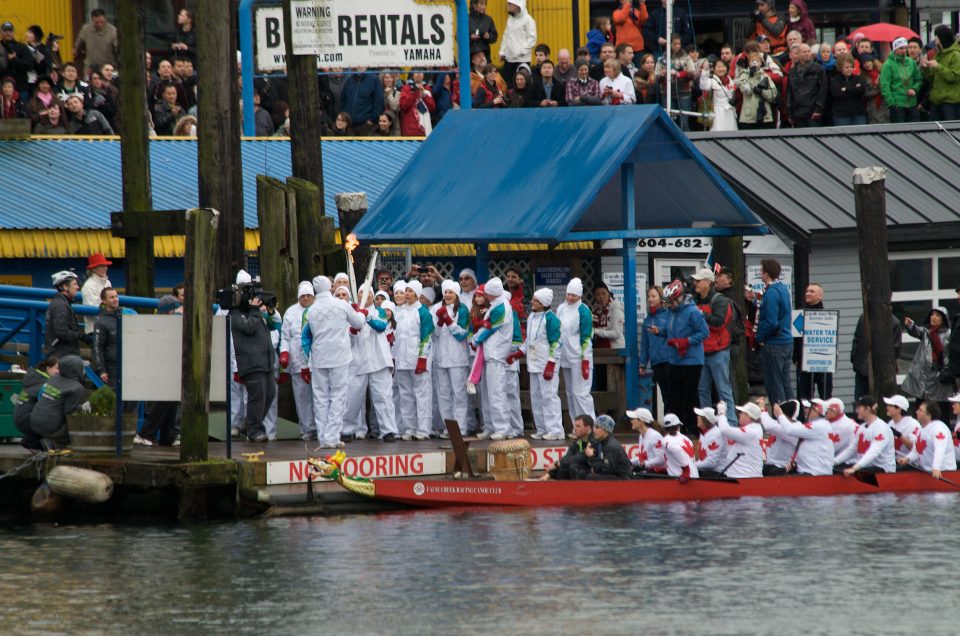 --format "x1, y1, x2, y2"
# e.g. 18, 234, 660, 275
935, 121, 960, 149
